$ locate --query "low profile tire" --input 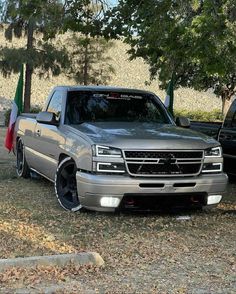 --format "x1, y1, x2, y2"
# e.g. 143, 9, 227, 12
16, 138, 30, 178
55, 157, 82, 212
